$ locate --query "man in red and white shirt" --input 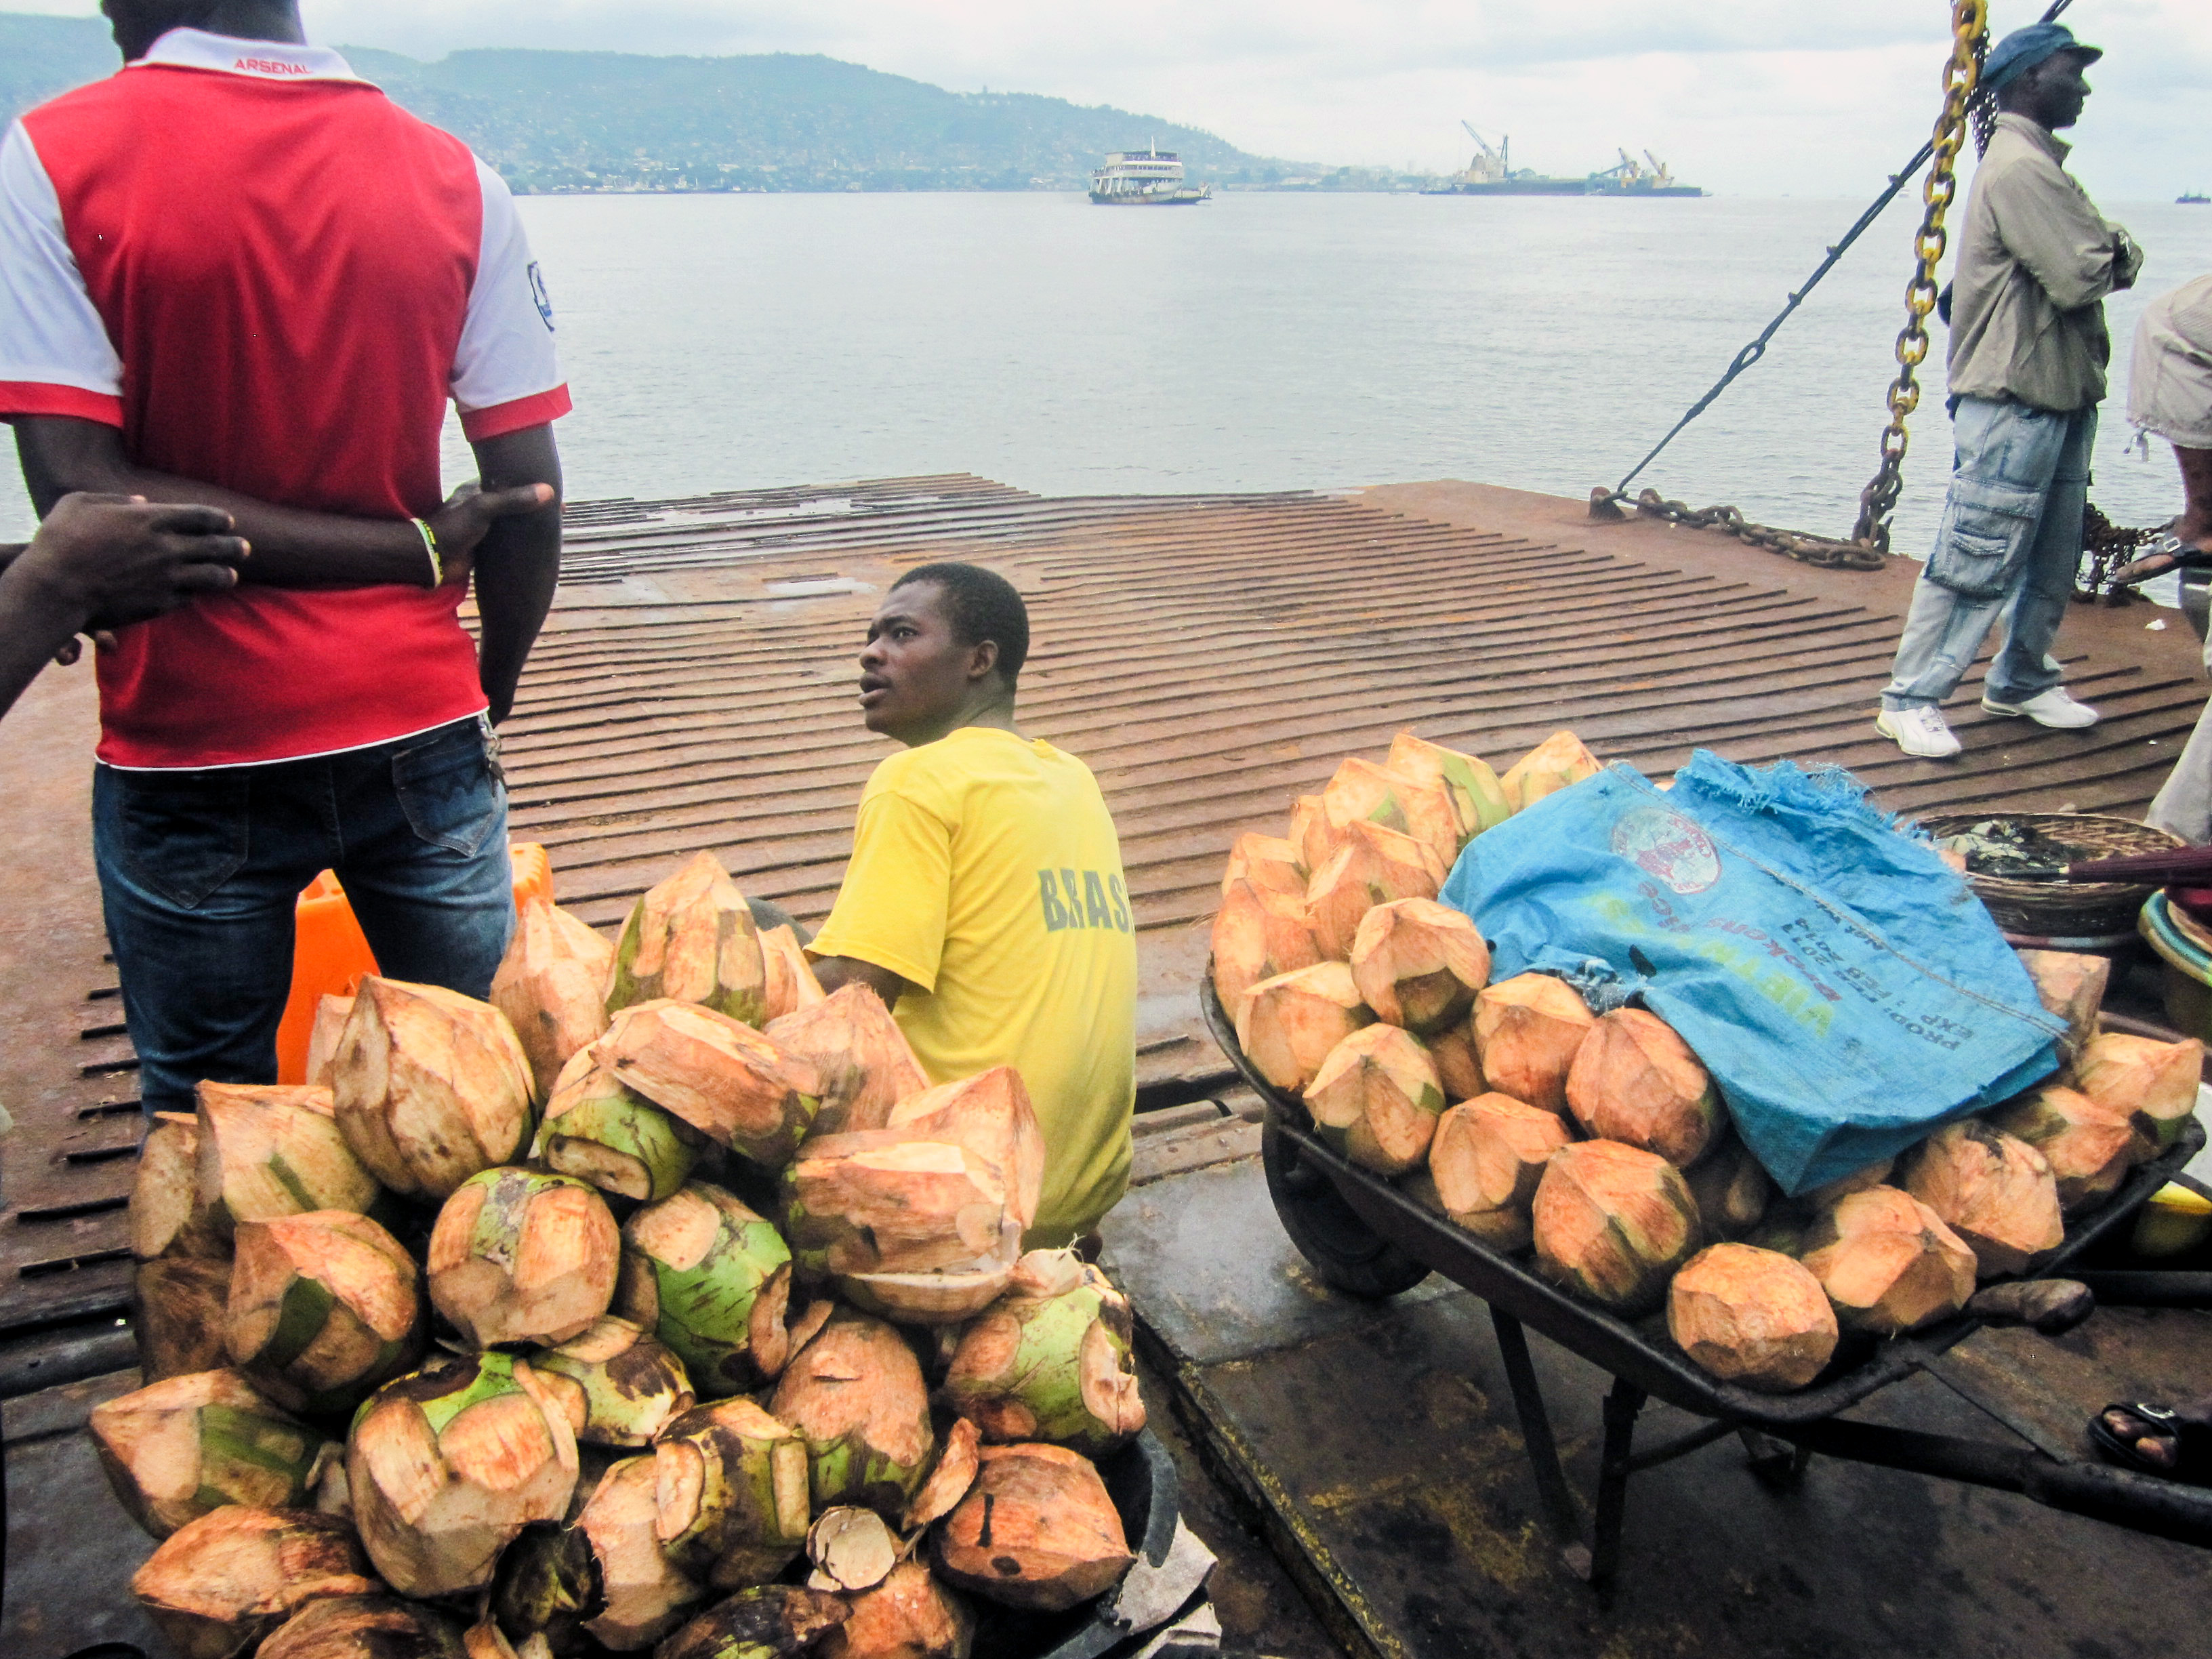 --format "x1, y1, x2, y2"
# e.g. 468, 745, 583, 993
0, 3, 571, 1115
